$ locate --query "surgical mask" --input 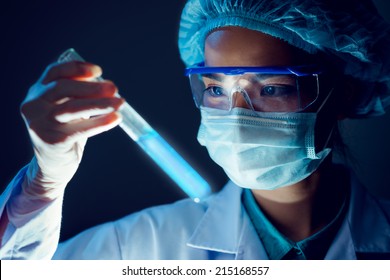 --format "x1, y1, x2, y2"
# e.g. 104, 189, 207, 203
197, 105, 332, 190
